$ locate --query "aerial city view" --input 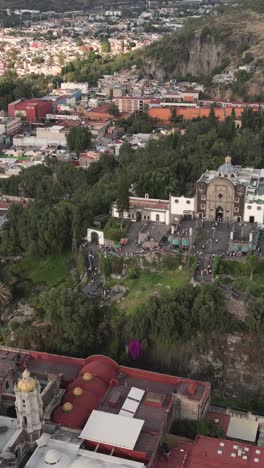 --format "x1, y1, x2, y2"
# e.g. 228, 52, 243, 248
0, 0, 263, 466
